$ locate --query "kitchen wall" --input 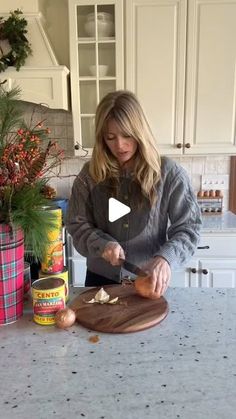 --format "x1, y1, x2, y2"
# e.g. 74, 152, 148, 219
21, 102, 230, 211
